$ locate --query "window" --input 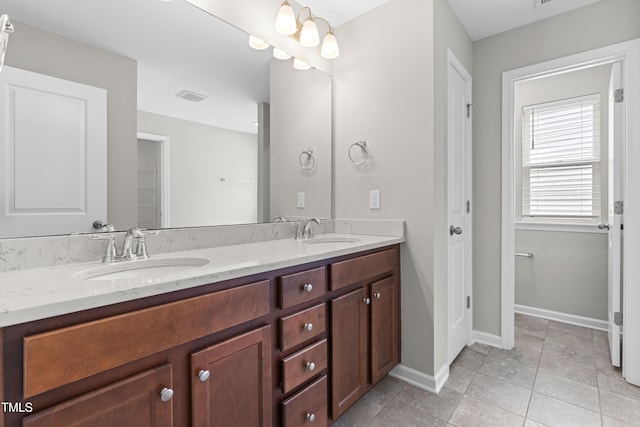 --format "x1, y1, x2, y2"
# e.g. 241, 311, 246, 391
521, 94, 601, 222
